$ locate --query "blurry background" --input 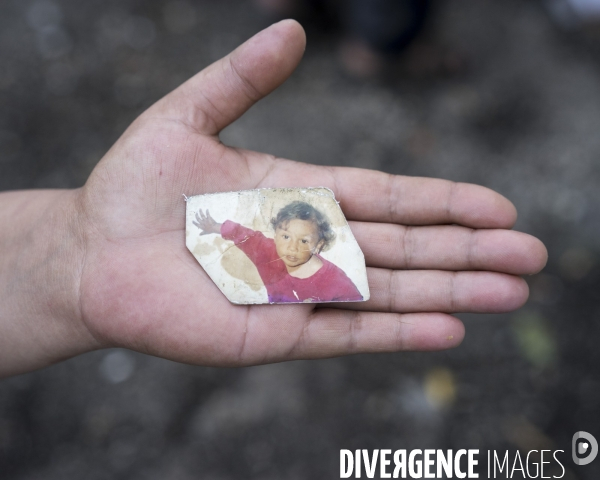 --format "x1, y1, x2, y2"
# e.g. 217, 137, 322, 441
1, 0, 600, 478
